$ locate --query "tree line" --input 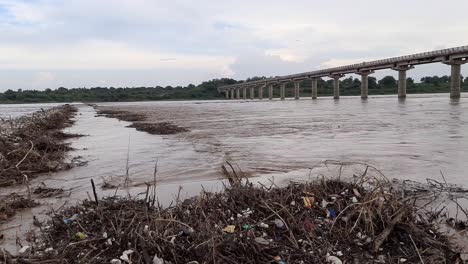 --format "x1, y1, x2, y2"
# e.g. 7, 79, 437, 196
0, 75, 467, 103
